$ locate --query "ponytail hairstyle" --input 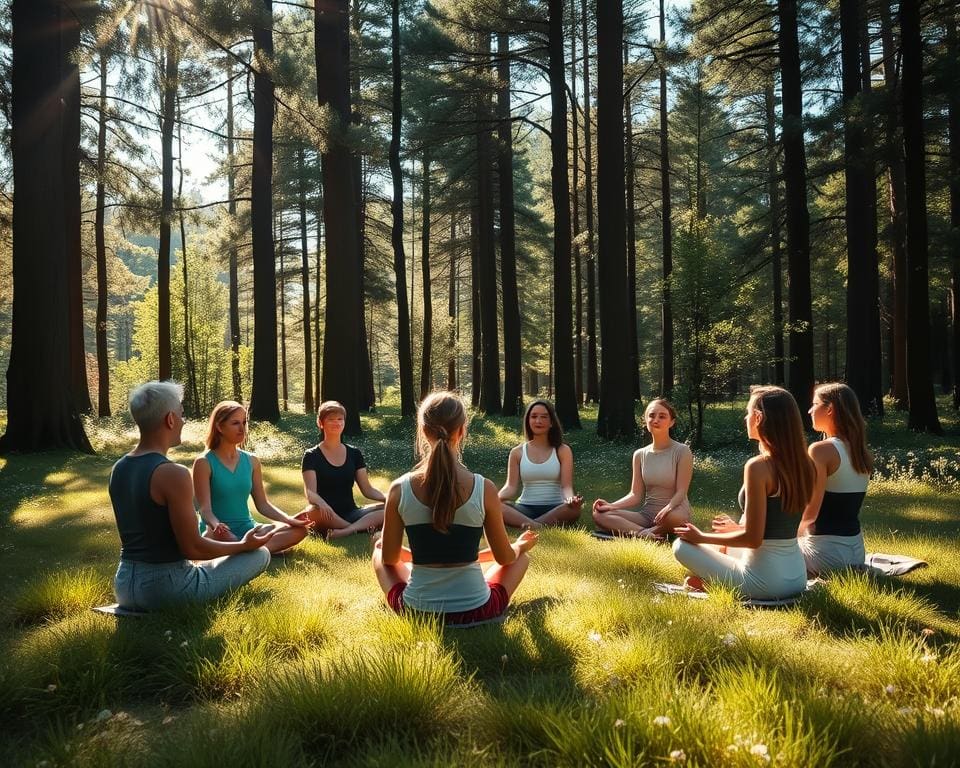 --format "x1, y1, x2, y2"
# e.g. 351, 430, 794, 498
414, 391, 468, 533
749, 385, 815, 516
814, 382, 873, 475
205, 401, 247, 450
523, 399, 564, 447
